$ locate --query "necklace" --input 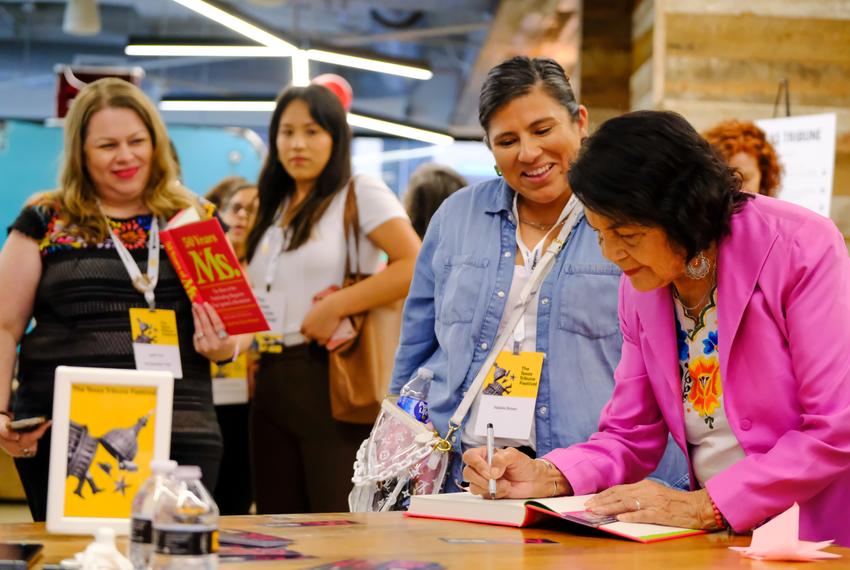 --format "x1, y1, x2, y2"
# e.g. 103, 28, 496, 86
673, 274, 716, 316
518, 217, 557, 231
